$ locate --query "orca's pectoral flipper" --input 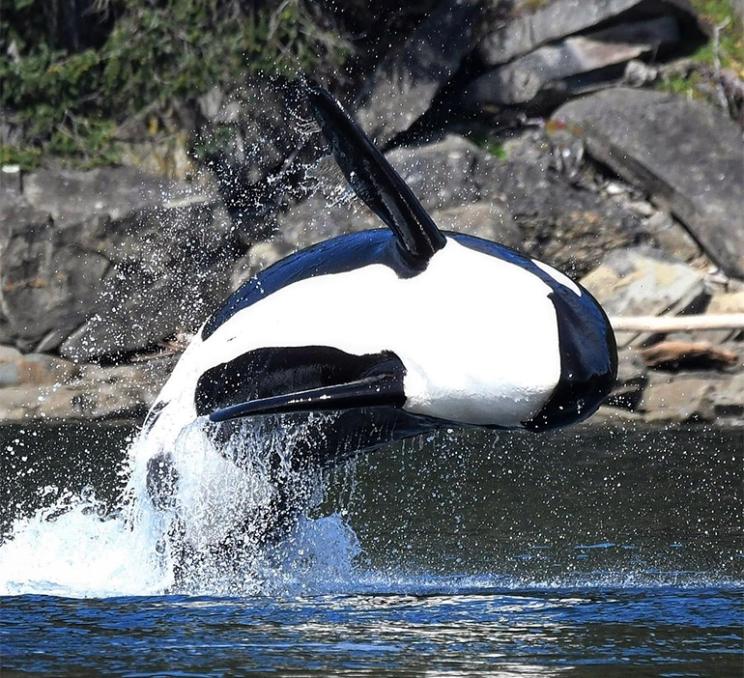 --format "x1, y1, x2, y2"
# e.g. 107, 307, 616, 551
209, 373, 405, 423
304, 80, 446, 266
195, 346, 407, 423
